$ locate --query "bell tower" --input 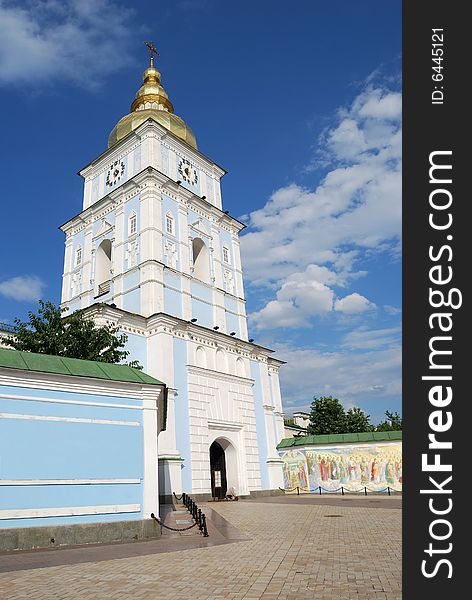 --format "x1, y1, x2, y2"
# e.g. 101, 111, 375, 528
60, 43, 285, 501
